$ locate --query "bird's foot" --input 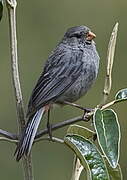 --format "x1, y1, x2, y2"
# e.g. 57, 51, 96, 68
83, 108, 94, 121
63, 101, 93, 112
63, 101, 94, 121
